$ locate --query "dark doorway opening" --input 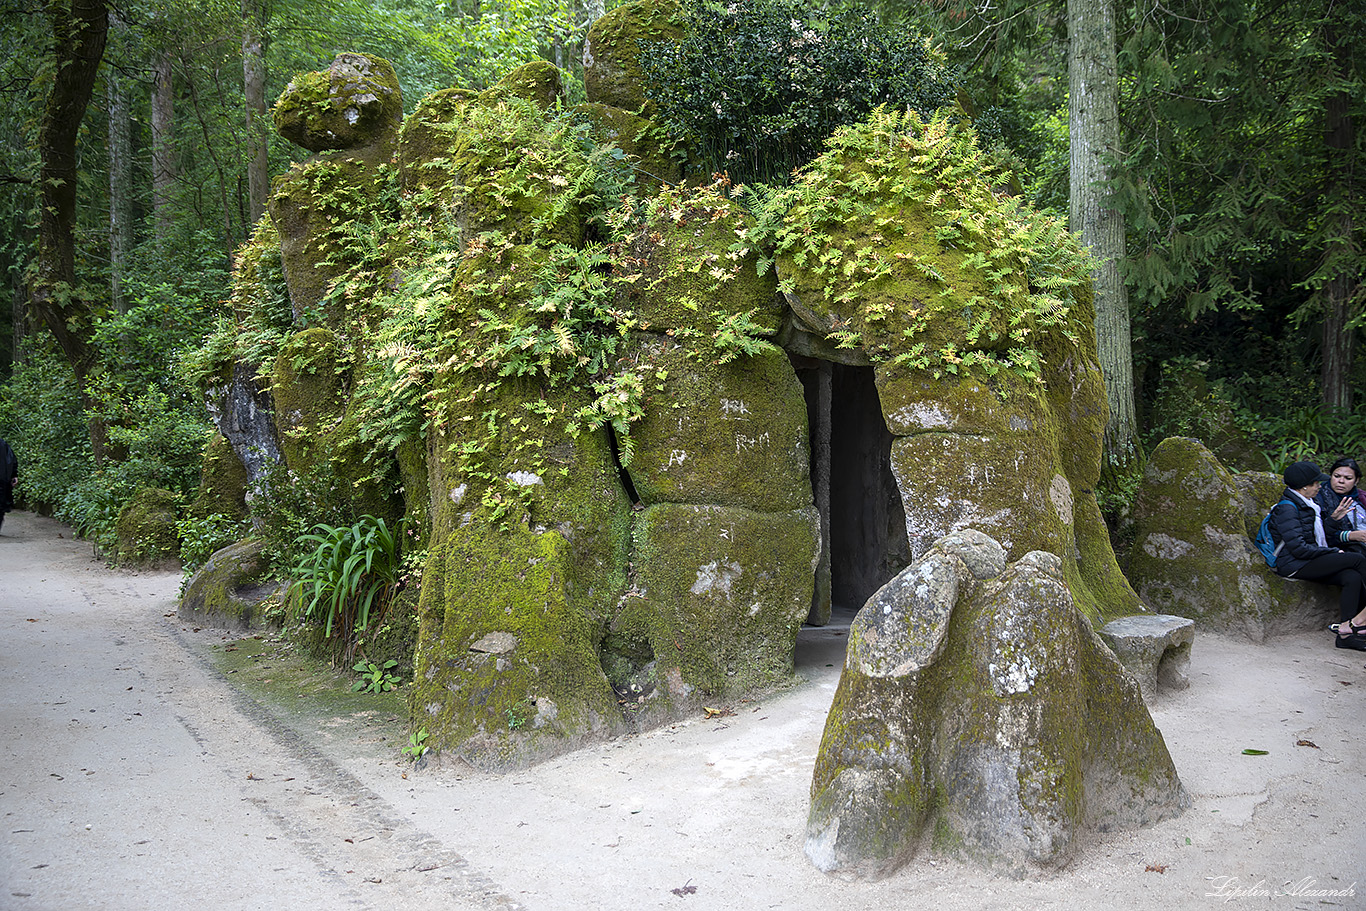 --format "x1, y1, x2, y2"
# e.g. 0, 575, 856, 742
795, 358, 910, 625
